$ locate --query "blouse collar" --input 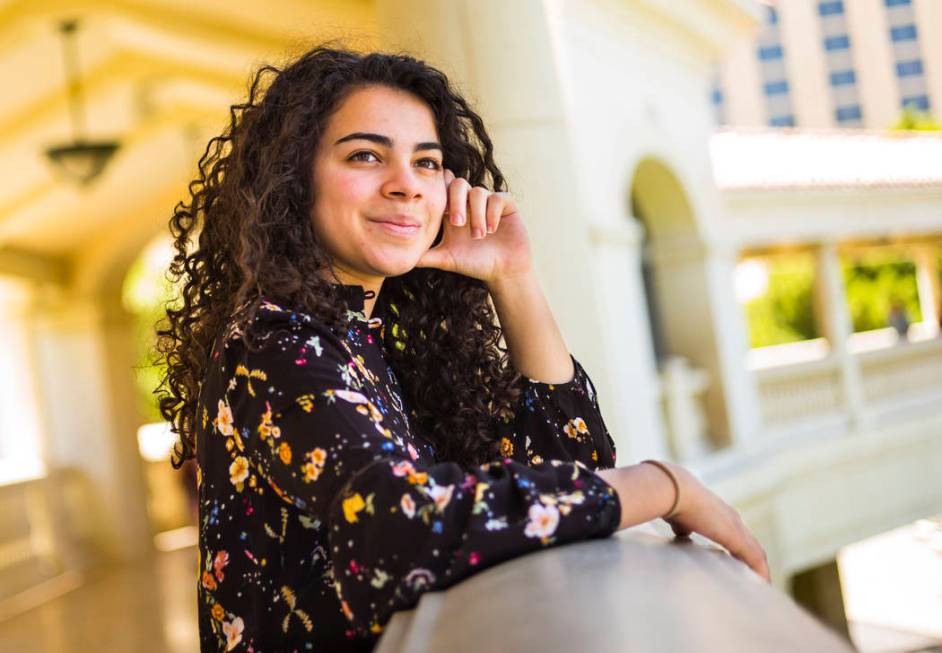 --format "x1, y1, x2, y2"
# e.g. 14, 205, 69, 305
334, 283, 381, 327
